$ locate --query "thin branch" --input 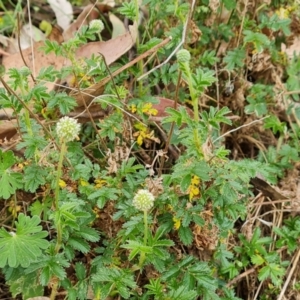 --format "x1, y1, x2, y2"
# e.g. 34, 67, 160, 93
226, 267, 256, 287
17, 13, 36, 84
114, 36, 172, 81
213, 116, 270, 144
